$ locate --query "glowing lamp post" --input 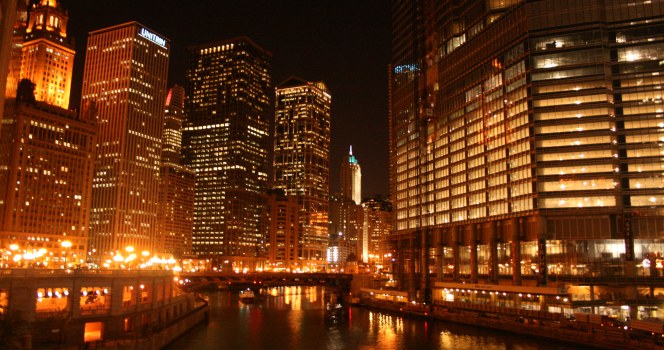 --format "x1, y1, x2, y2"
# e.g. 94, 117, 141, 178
112, 253, 124, 269
141, 251, 150, 267
61, 240, 72, 267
